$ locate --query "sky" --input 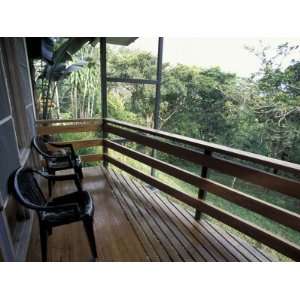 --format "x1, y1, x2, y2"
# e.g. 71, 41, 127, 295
124, 38, 300, 78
